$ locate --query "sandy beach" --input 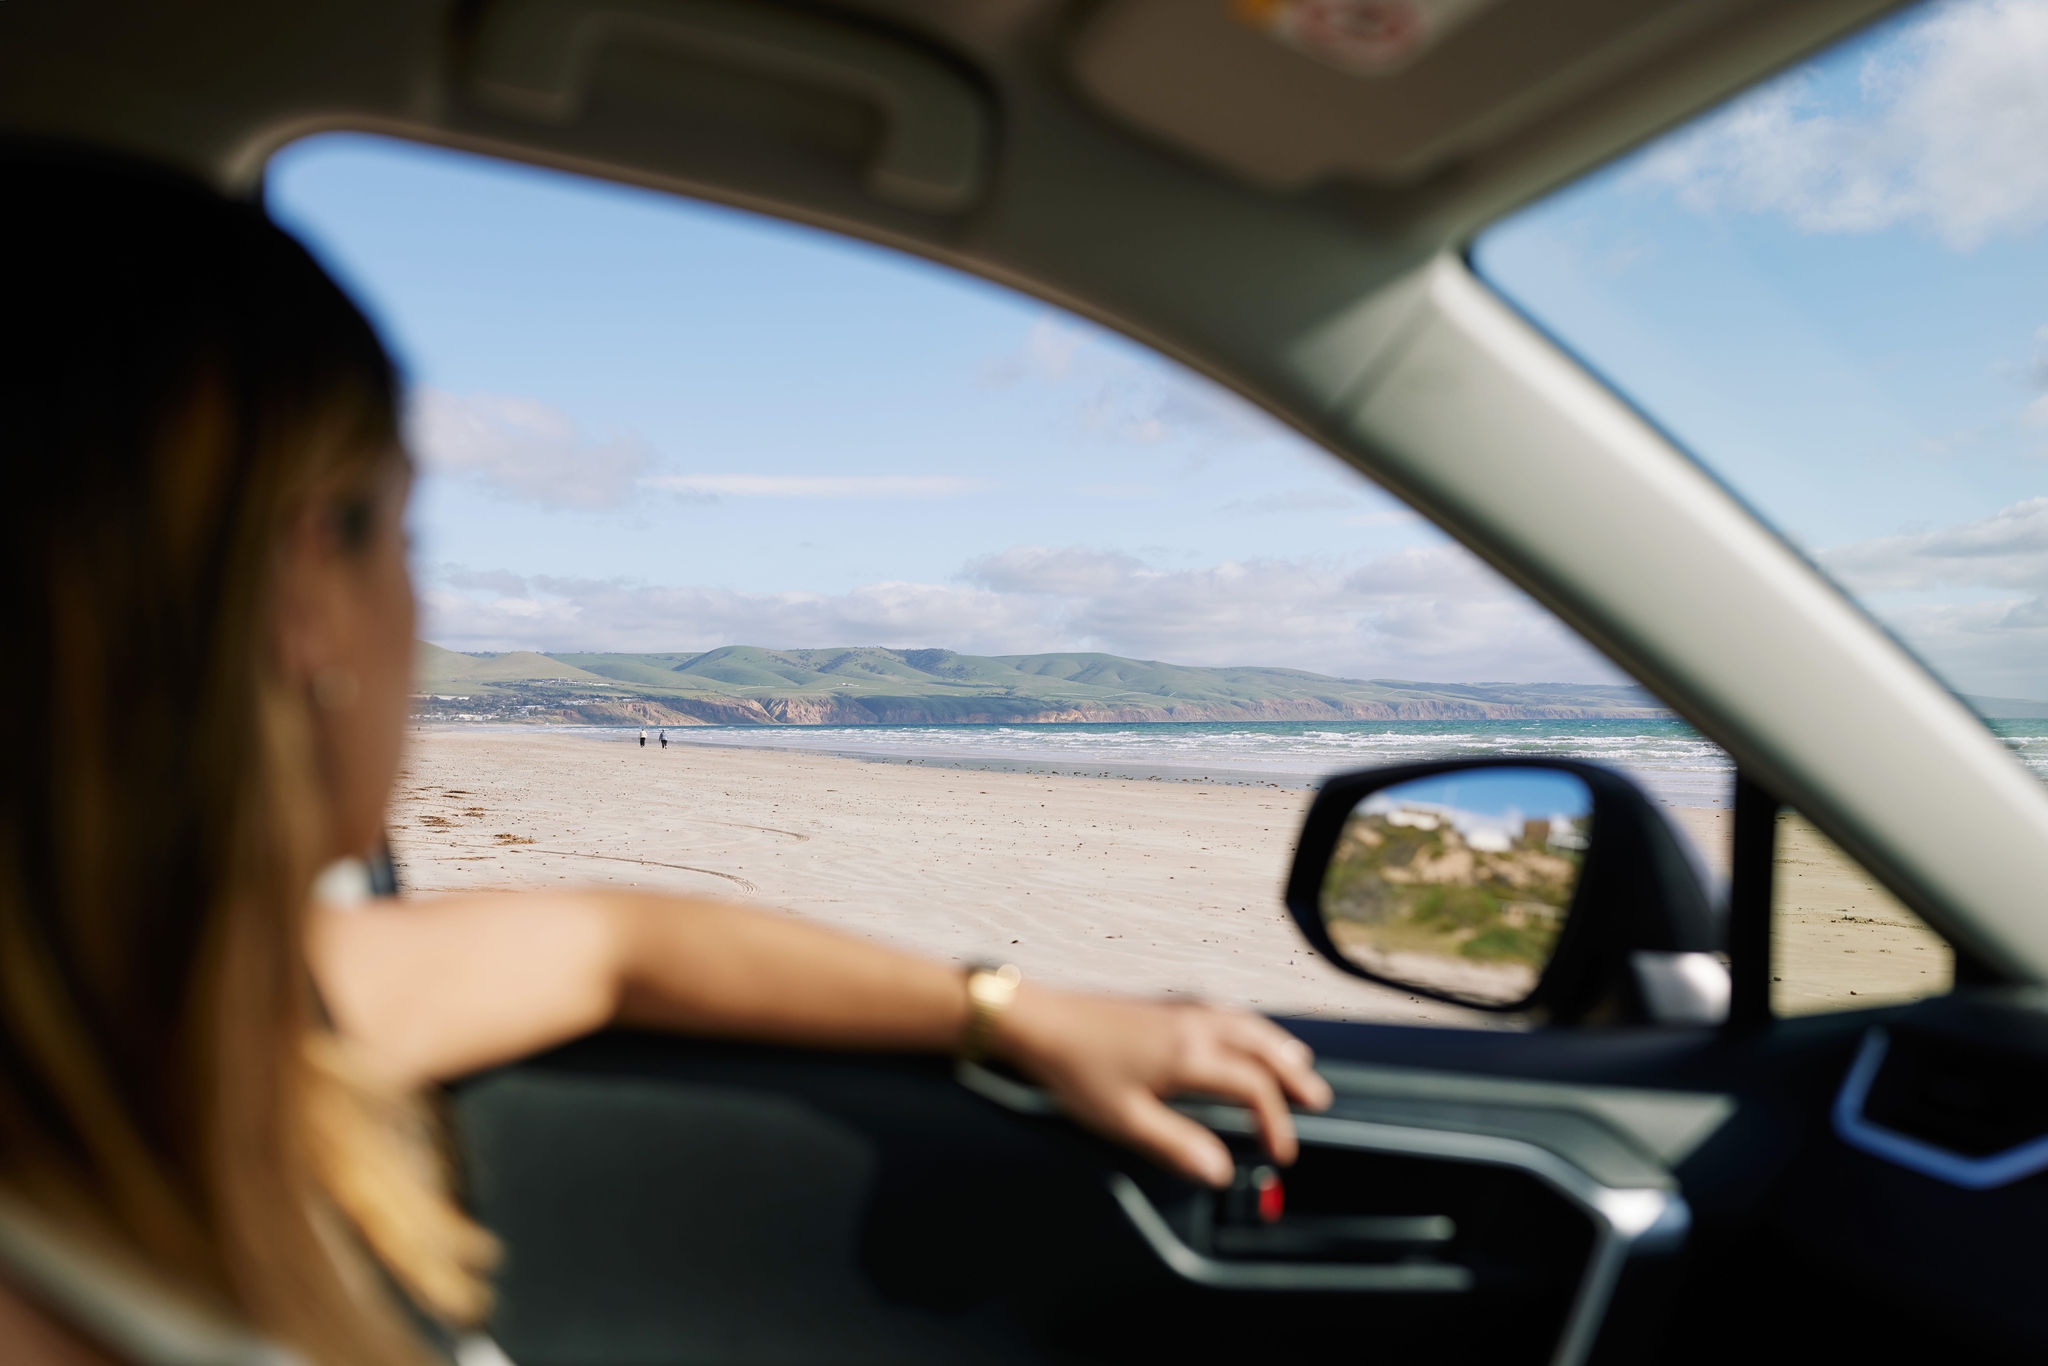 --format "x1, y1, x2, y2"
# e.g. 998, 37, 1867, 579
390, 727, 1949, 1025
